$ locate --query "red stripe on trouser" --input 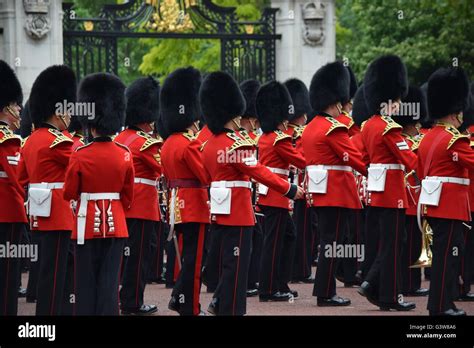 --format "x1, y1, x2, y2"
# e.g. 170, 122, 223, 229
302, 207, 308, 274
440, 221, 454, 312
269, 212, 282, 293
393, 210, 399, 302
232, 227, 243, 315
135, 221, 145, 307
326, 209, 340, 298
192, 224, 206, 315
51, 234, 61, 315
3, 225, 13, 314
73, 244, 76, 316
173, 233, 183, 282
